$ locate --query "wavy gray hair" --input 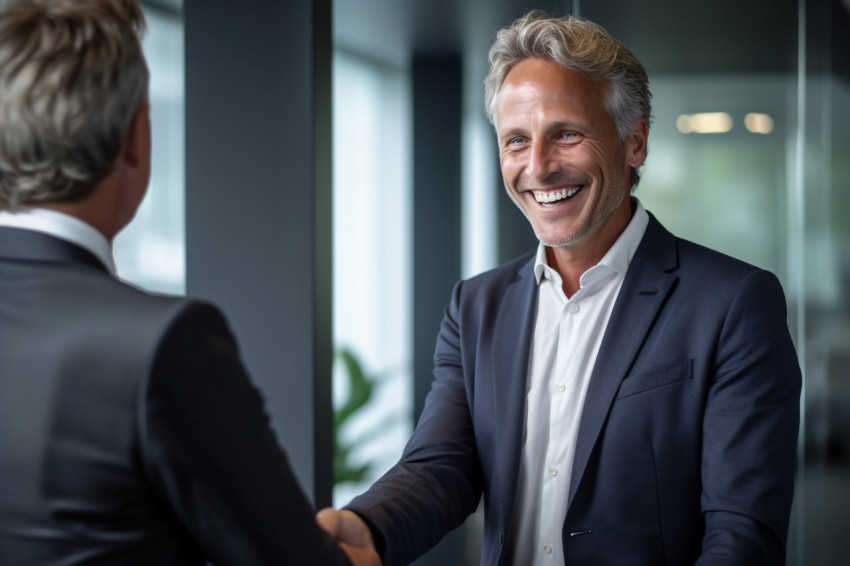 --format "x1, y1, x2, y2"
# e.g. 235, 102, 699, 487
484, 12, 651, 188
0, 0, 148, 209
